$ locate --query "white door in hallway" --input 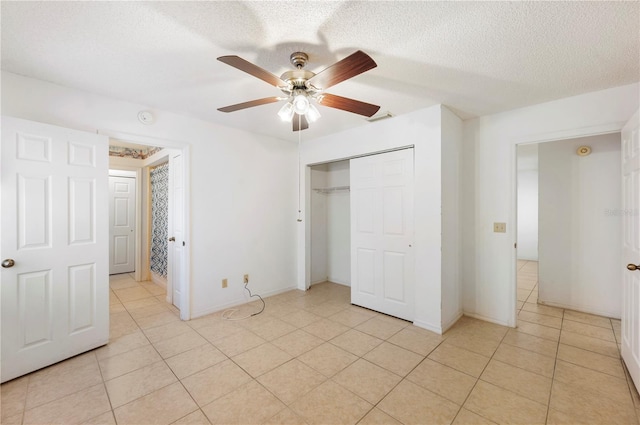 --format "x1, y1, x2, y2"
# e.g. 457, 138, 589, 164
168, 152, 184, 310
350, 148, 415, 321
622, 110, 640, 393
1, 116, 109, 383
108, 176, 135, 275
